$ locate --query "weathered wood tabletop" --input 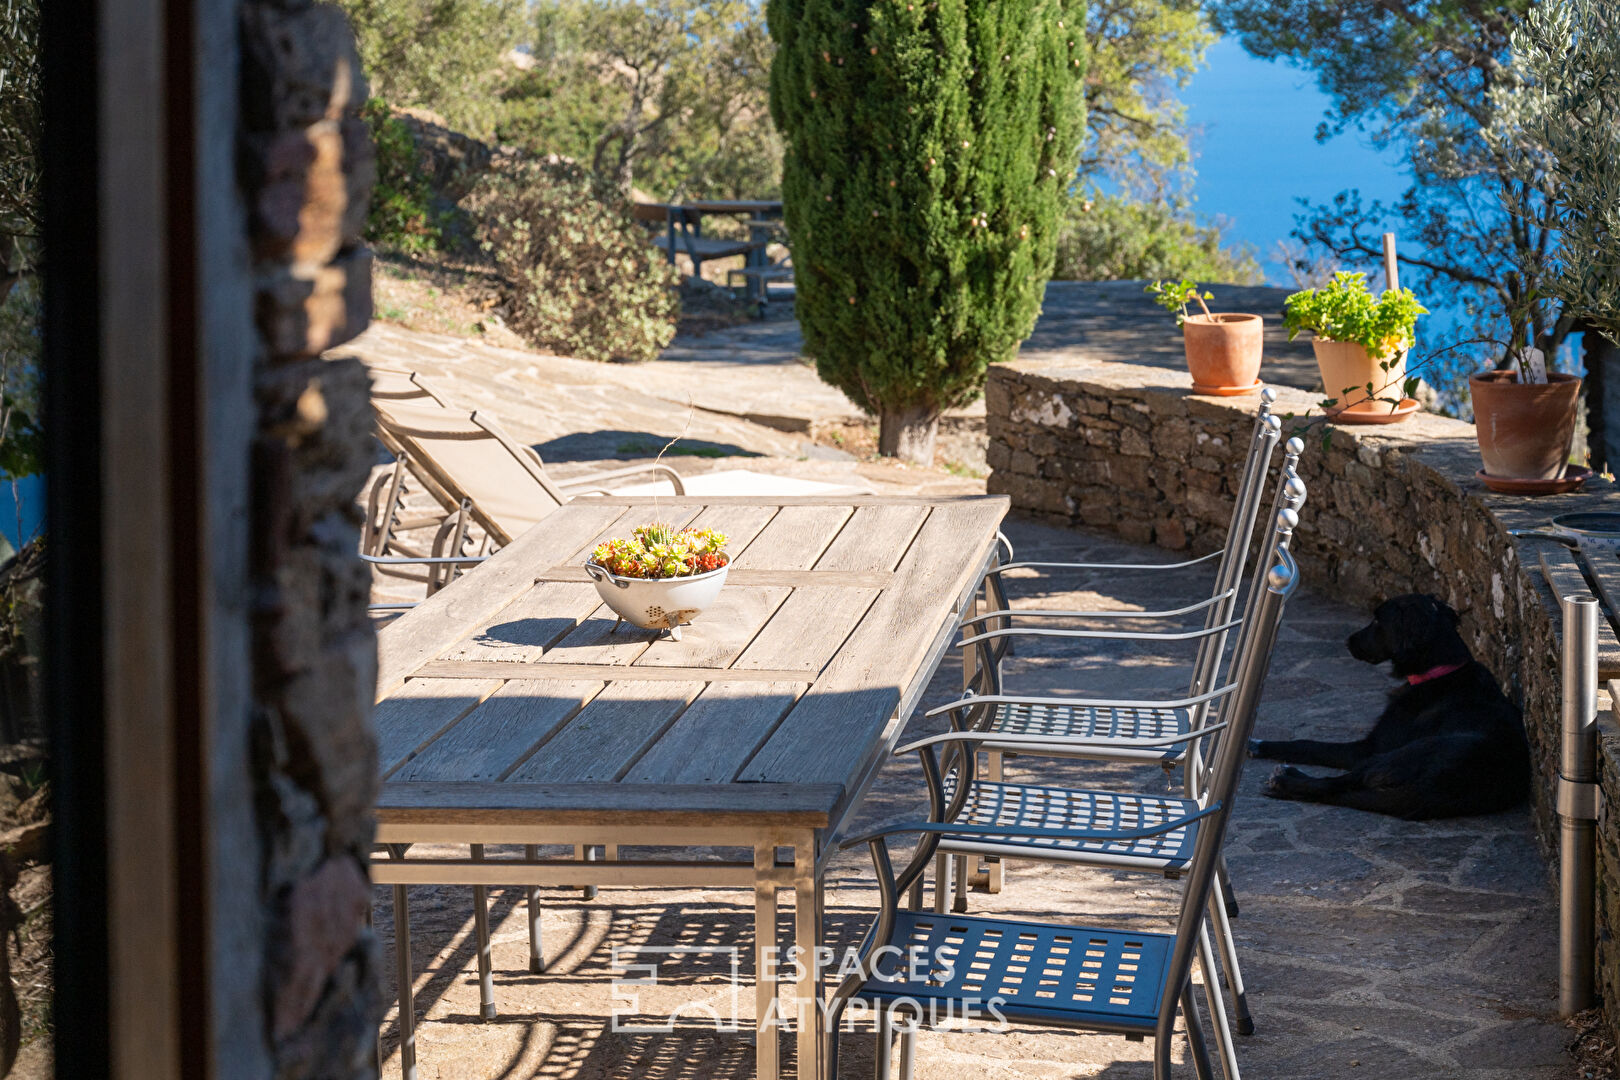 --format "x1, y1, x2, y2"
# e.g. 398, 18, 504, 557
374, 494, 1007, 827
371, 494, 1008, 1080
